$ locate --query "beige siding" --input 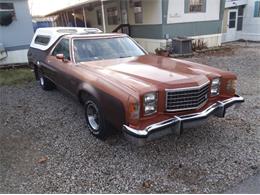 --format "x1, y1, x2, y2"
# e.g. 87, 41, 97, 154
222, 9, 228, 33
